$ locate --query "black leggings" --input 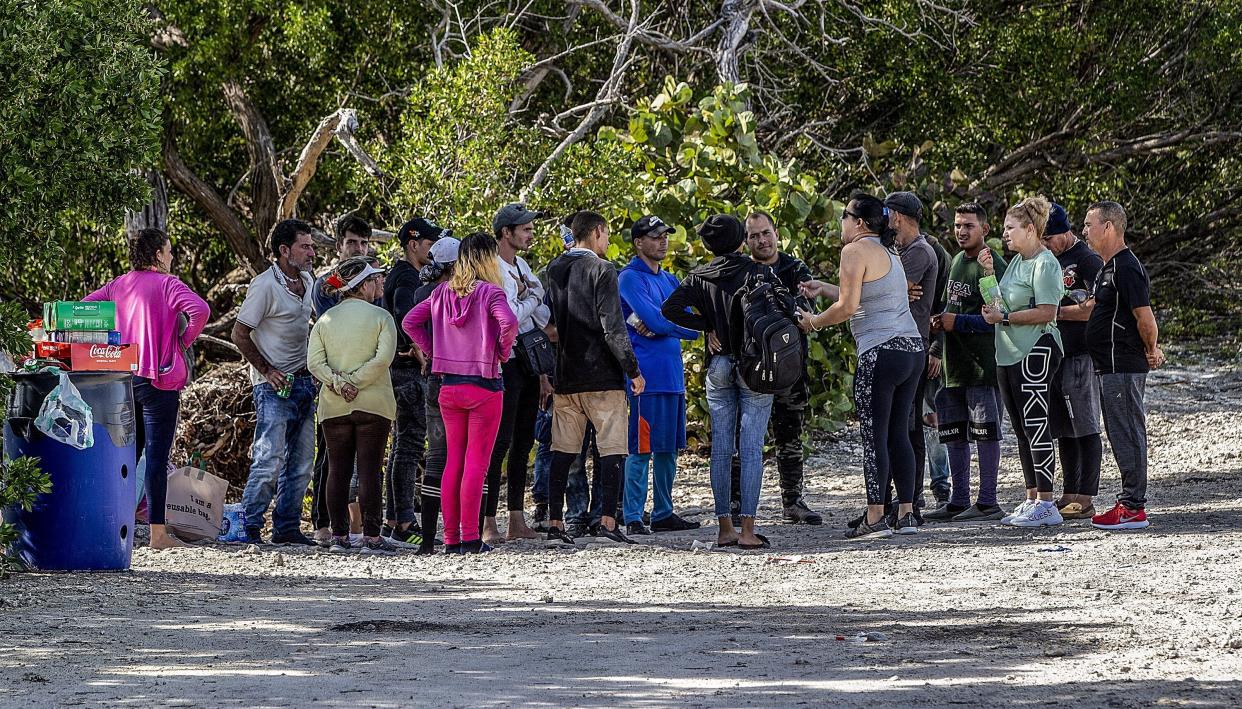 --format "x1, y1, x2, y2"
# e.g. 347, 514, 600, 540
997, 335, 1063, 493
1060, 434, 1103, 496
854, 338, 924, 505
420, 375, 445, 551
484, 365, 540, 517
322, 411, 392, 538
